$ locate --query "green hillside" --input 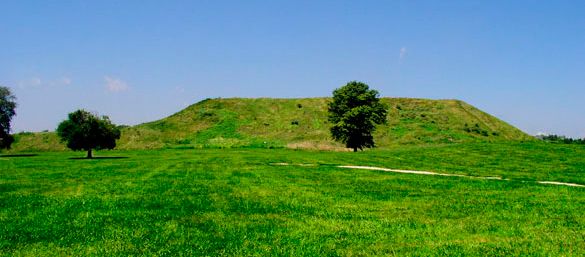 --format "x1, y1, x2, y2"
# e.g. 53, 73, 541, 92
9, 97, 533, 152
